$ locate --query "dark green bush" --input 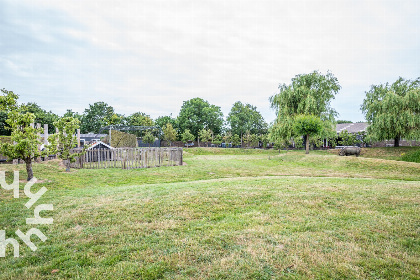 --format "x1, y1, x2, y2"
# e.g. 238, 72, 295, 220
401, 150, 420, 163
